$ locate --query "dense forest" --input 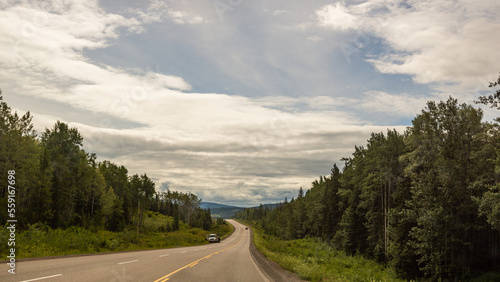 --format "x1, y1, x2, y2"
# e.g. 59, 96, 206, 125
236, 90, 500, 279
0, 89, 212, 233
